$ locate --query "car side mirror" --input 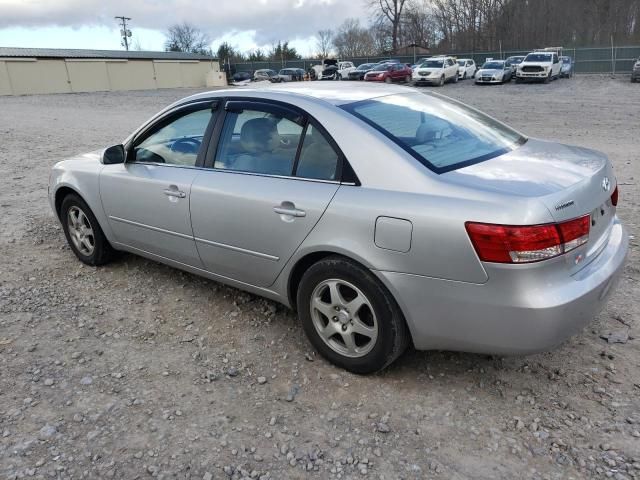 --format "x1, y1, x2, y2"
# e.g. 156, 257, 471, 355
102, 144, 125, 165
